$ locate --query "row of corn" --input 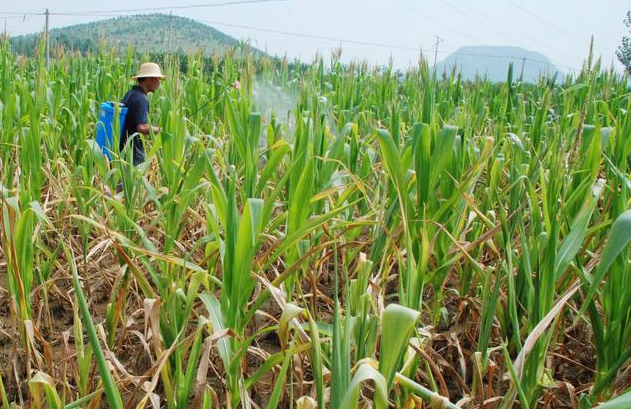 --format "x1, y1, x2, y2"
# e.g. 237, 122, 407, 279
0, 38, 631, 408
